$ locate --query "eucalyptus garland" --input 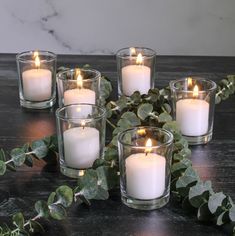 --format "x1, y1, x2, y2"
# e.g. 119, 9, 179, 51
0, 72, 234, 236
